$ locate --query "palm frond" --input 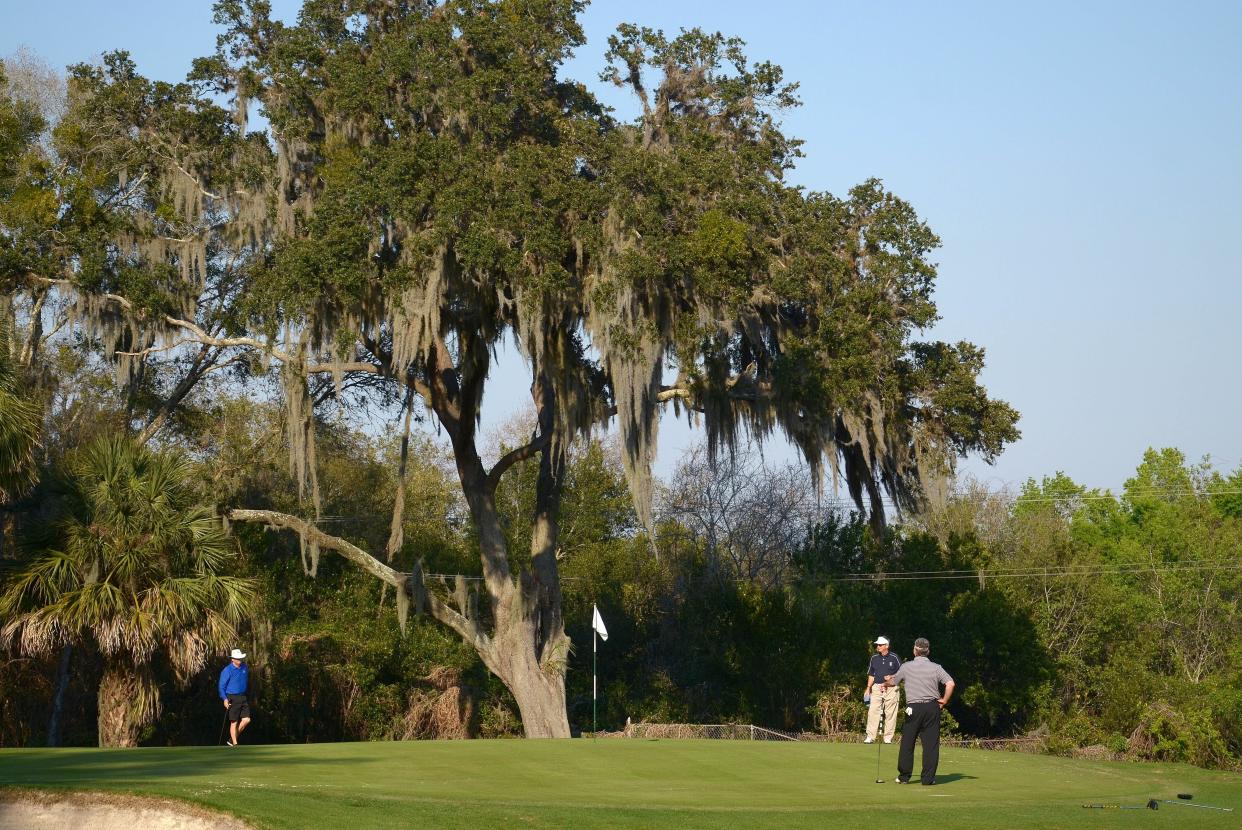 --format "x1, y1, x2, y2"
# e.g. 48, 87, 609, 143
1, 435, 258, 667
0, 344, 41, 503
